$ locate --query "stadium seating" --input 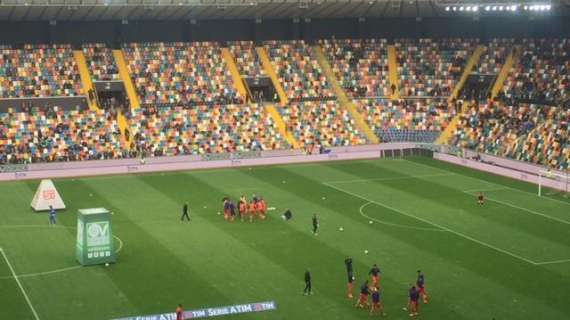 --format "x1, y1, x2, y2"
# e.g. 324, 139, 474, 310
354, 98, 457, 143
475, 39, 514, 75
264, 40, 335, 101
122, 42, 242, 106
395, 38, 478, 97
0, 106, 123, 164
82, 43, 120, 81
500, 38, 569, 106
227, 41, 266, 78
319, 38, 390, 98
127, 103, 288, 156
278, 101, 368, 148
0, 44, 83, 98
451, 101, 569, 170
